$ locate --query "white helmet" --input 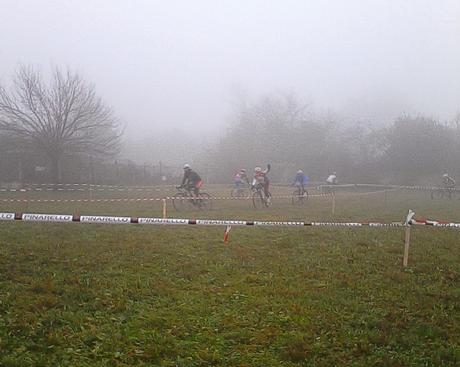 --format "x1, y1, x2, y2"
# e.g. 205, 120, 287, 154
443, 173, 449, 177
254, 167, 262, 173
297, 170, 303, 174
183, 163, 191, 170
